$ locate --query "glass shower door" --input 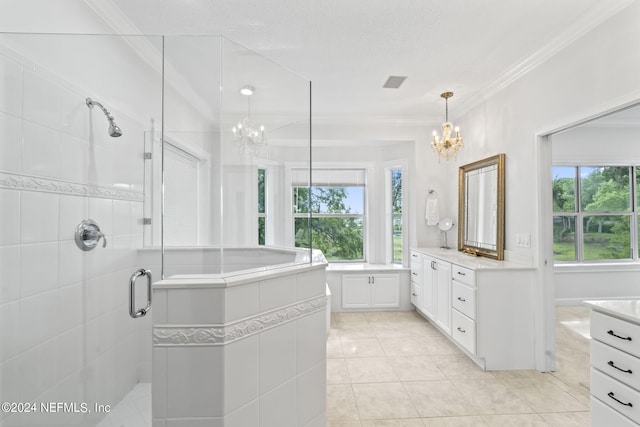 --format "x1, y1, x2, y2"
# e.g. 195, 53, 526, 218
0, 33, 162, 427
